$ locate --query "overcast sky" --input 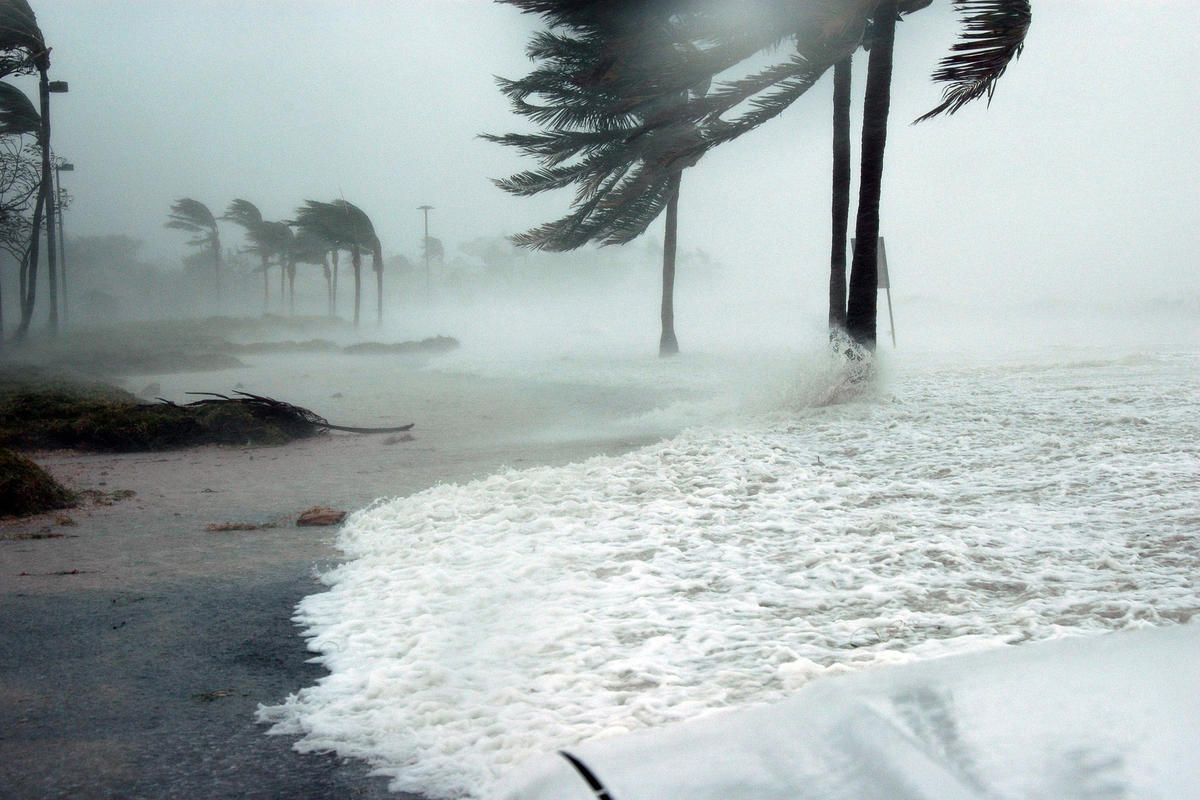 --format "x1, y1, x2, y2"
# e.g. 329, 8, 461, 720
21, 0, 1200, 312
